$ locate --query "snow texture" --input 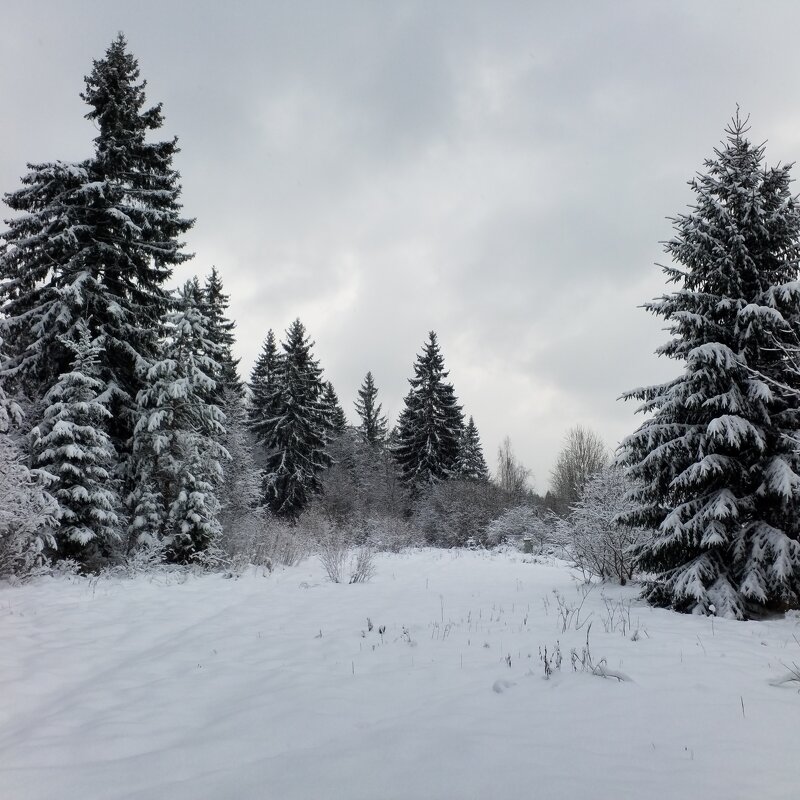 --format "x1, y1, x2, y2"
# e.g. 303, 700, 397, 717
2, 549, 798, 799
